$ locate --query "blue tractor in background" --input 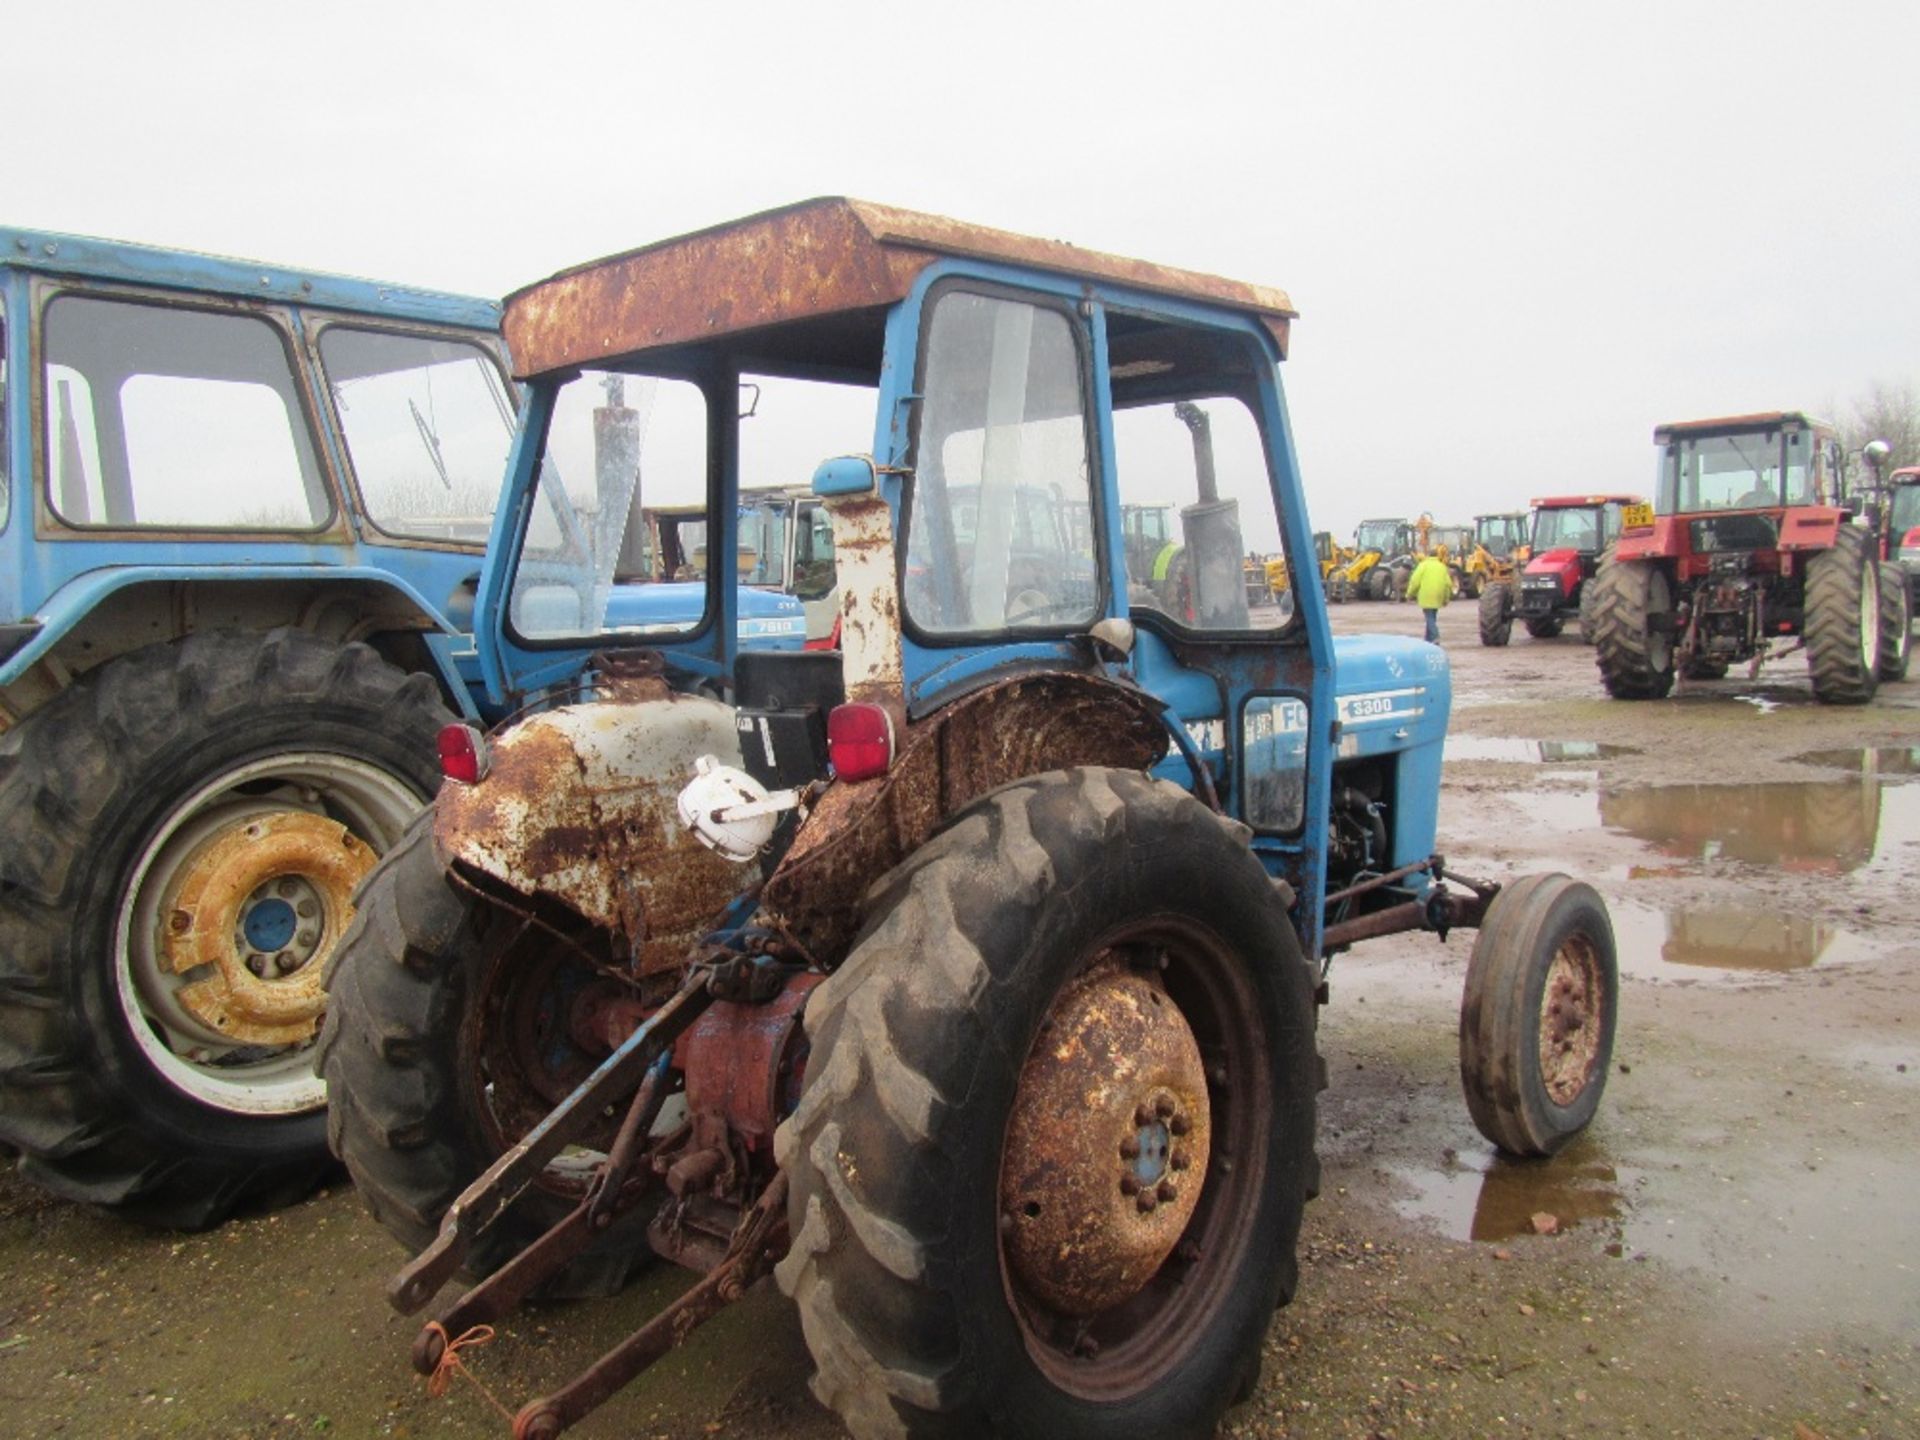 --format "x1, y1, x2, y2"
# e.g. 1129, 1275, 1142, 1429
0, 228, 803, 1229
319, 200, 1620, 1440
